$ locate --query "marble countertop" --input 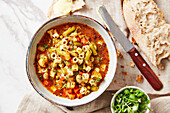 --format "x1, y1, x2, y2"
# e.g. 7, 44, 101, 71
0, 0, 53, 113
0, 0, 169, 113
